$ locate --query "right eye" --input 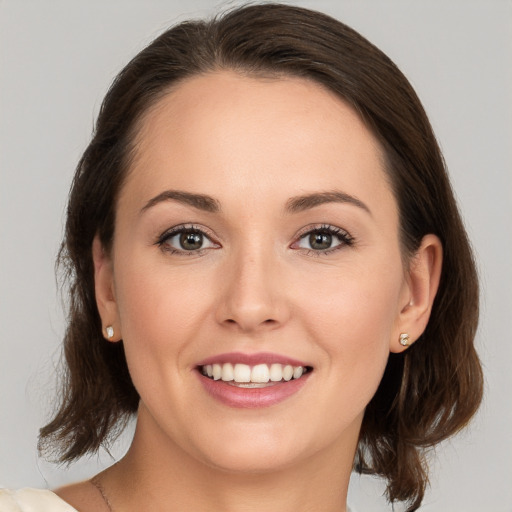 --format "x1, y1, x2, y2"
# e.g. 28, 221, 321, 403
157, 226, 219, 255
